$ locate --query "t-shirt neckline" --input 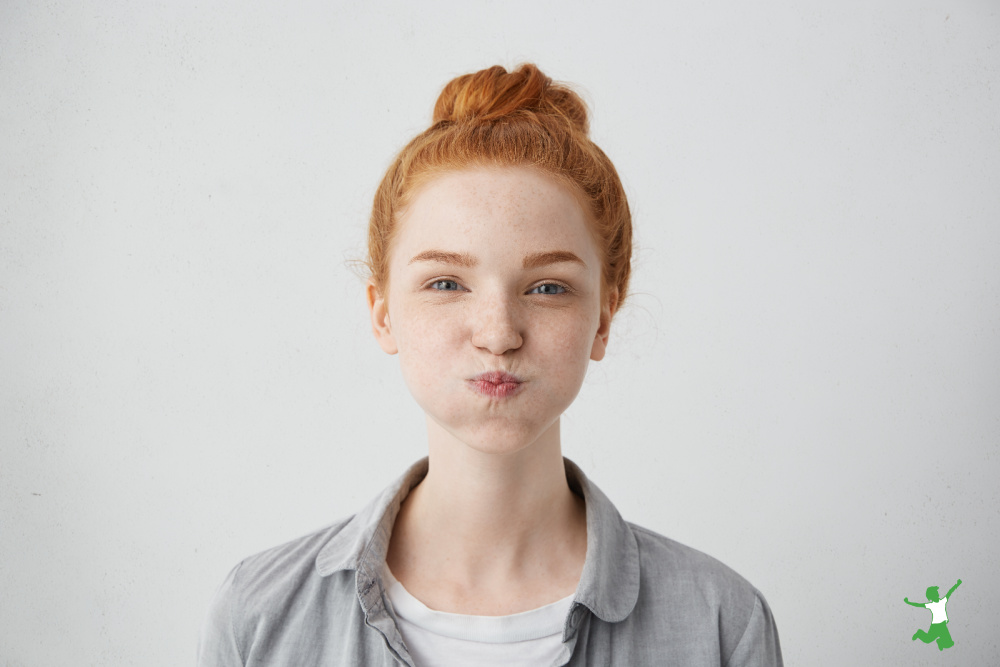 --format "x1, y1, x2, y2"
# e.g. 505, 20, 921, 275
382, 564, 575, 643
